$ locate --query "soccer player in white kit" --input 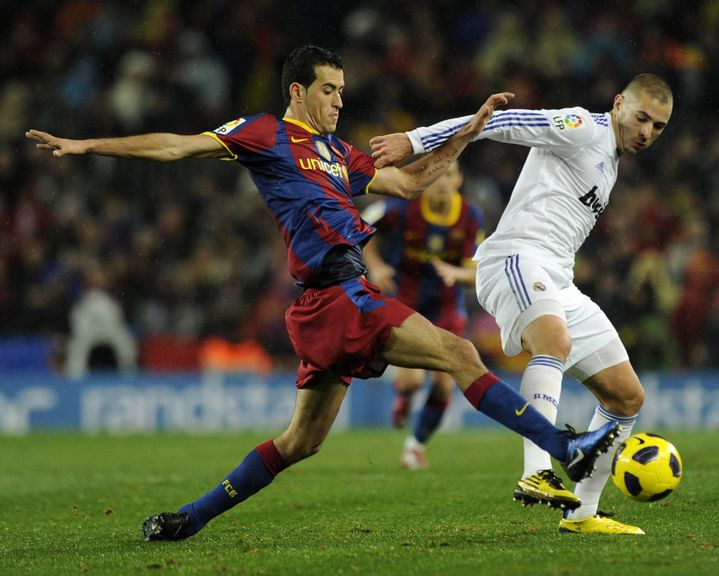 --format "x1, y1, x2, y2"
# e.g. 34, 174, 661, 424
370, 74, 673, 534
